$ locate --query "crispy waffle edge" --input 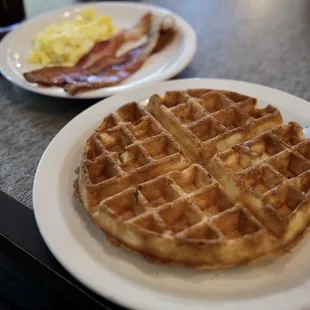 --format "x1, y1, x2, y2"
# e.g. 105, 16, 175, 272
73, 88, 310, 269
